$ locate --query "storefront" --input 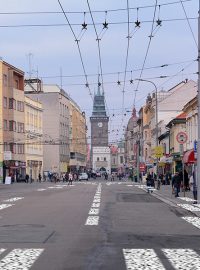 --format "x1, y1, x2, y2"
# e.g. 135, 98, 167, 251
3, 160, 26, 182
183, 149, 196, 175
